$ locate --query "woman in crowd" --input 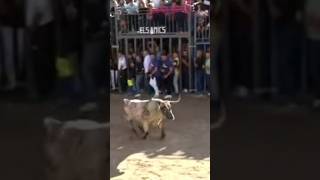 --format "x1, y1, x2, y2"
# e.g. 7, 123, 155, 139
159, 50, 174, 99
205, 50, 210, 96
195, 49, 205, 96
181, 50, 190, 92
